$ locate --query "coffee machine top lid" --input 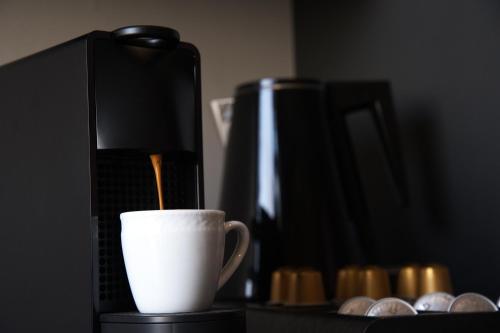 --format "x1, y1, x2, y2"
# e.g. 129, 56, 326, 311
113, 25, 180, 49
236, 78, 322, 95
